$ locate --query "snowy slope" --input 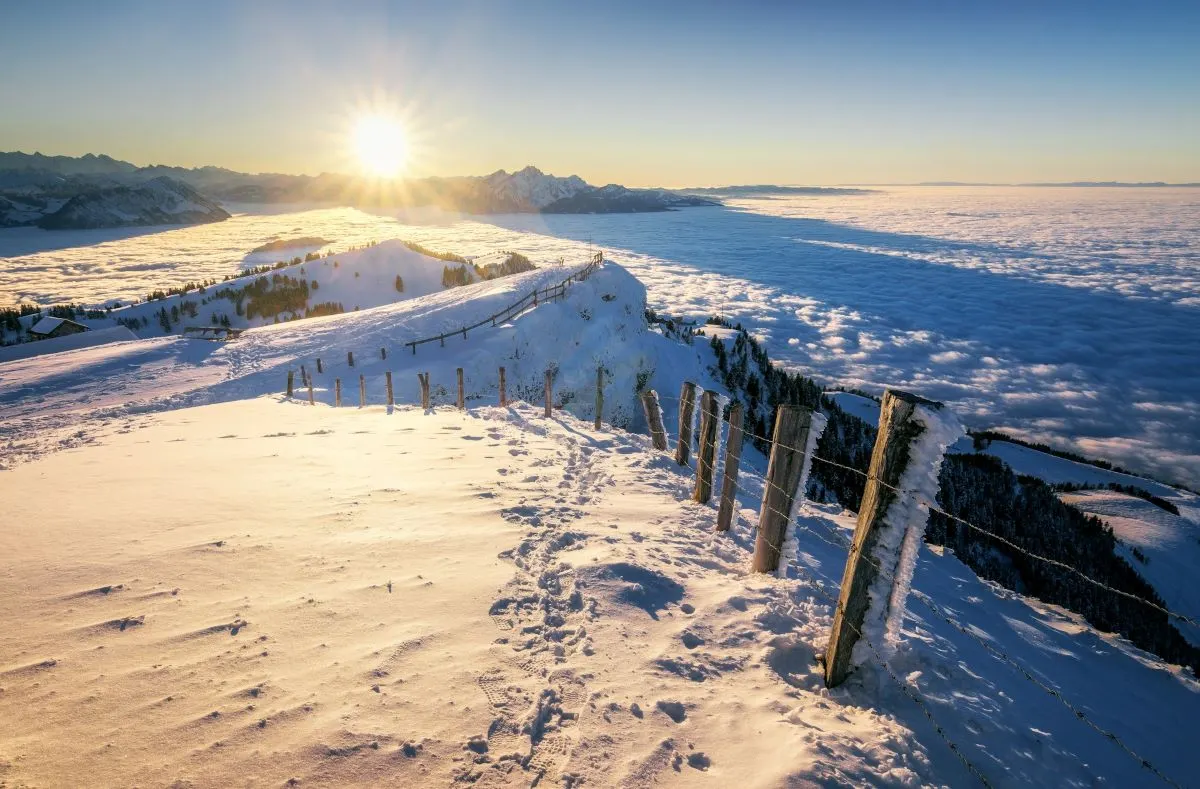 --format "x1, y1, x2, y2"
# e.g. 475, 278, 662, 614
1, 397, 1198, 787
